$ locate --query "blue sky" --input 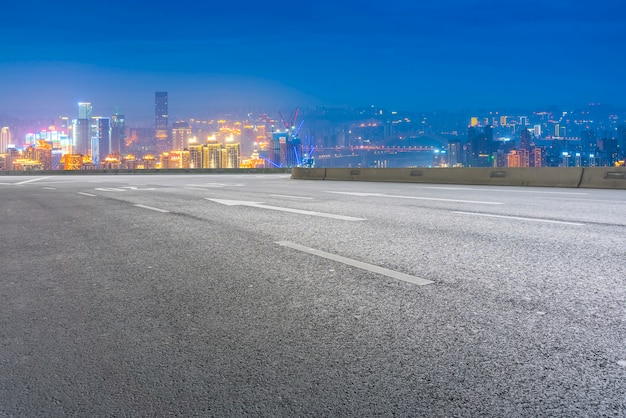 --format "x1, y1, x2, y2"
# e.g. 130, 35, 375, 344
1, 0, 625, 121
